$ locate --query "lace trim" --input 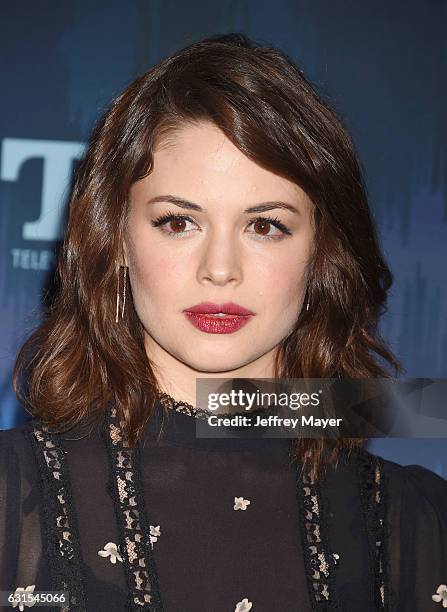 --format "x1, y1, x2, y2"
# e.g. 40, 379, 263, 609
157, 392, 210, 420
157, 391, 275, 421
102, 403, 164, 611
356, 449, 394, 610
296, 463, 341, 610
26, 421, 88, 611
